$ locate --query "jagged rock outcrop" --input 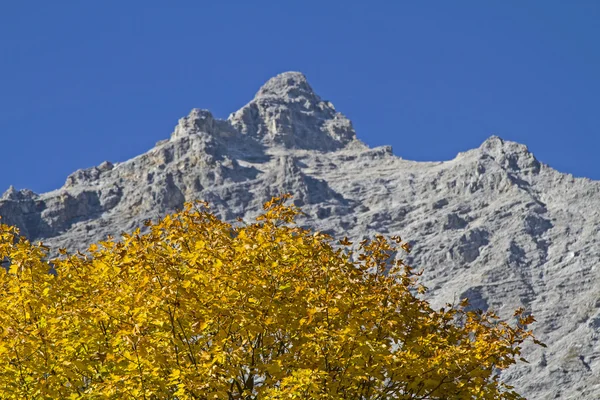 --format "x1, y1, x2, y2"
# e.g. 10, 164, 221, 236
228, 71, 365, 151
1, 71, 599, 399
